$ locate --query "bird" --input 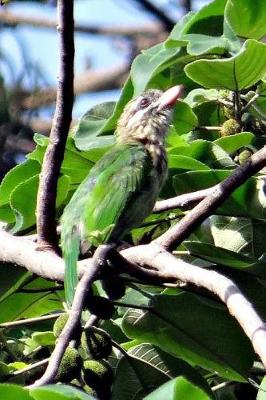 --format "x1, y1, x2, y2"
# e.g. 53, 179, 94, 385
61, 85, 183, 305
